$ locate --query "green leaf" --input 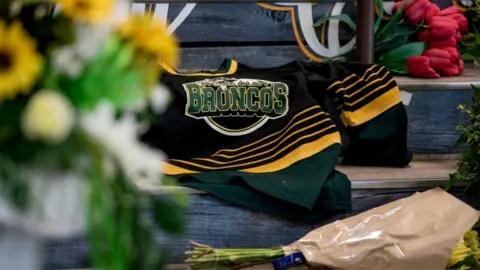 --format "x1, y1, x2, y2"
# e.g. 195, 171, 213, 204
374, 23, 418, 59
60, 37, 145, 111
376, 42, 426, 74
374, 0, 383, 34
376, 0, 410, 39
450, 254, 480, 269
461, 47, 480, 59
313, 14, 356, 31
152, 197, 186, 235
